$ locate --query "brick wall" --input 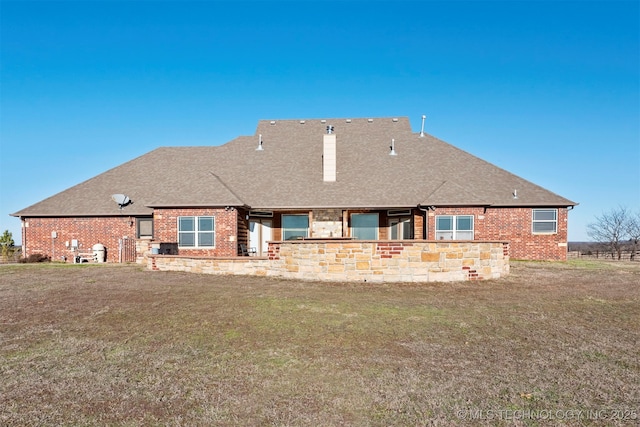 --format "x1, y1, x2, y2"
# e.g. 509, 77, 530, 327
425, 207, 569, 261
20, 206, 569, 263
153, 207, 238, 257
21, 216, 135, 263
481, 207, 568, 260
